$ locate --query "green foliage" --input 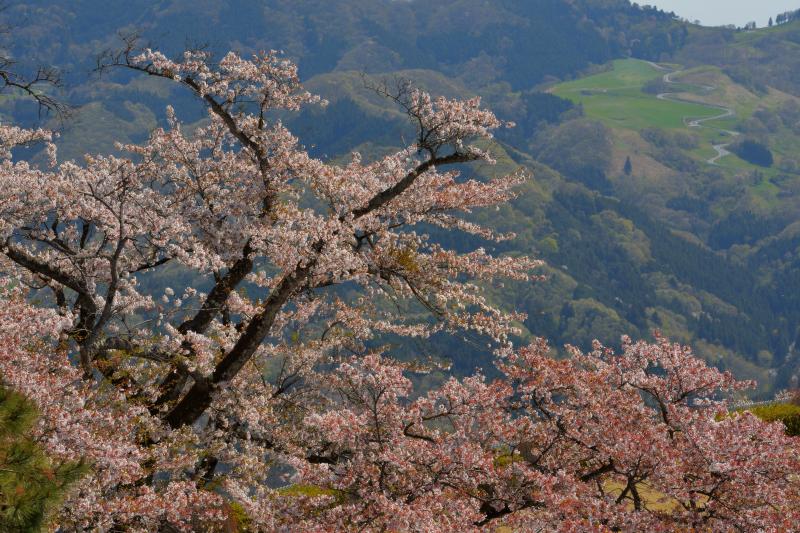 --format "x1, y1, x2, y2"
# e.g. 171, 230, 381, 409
499, 92, 576, 146
744, 403, 800, 436
708, 211, 784, 250
730, 138, 774, 167
493, 450, 524, 468
532, 119, 613, 191
538, 47, 800, 388
227, 501, 253, 532
288, 97, 404, 159
4, 0, 687, 98
277, 484, 340, 498
723, 66, 769, 96
639, 127, 699, 150
641, 77, 670, 95
0, 387, 87, 532
678, 19, 800, 97
559, 298, 635, 349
